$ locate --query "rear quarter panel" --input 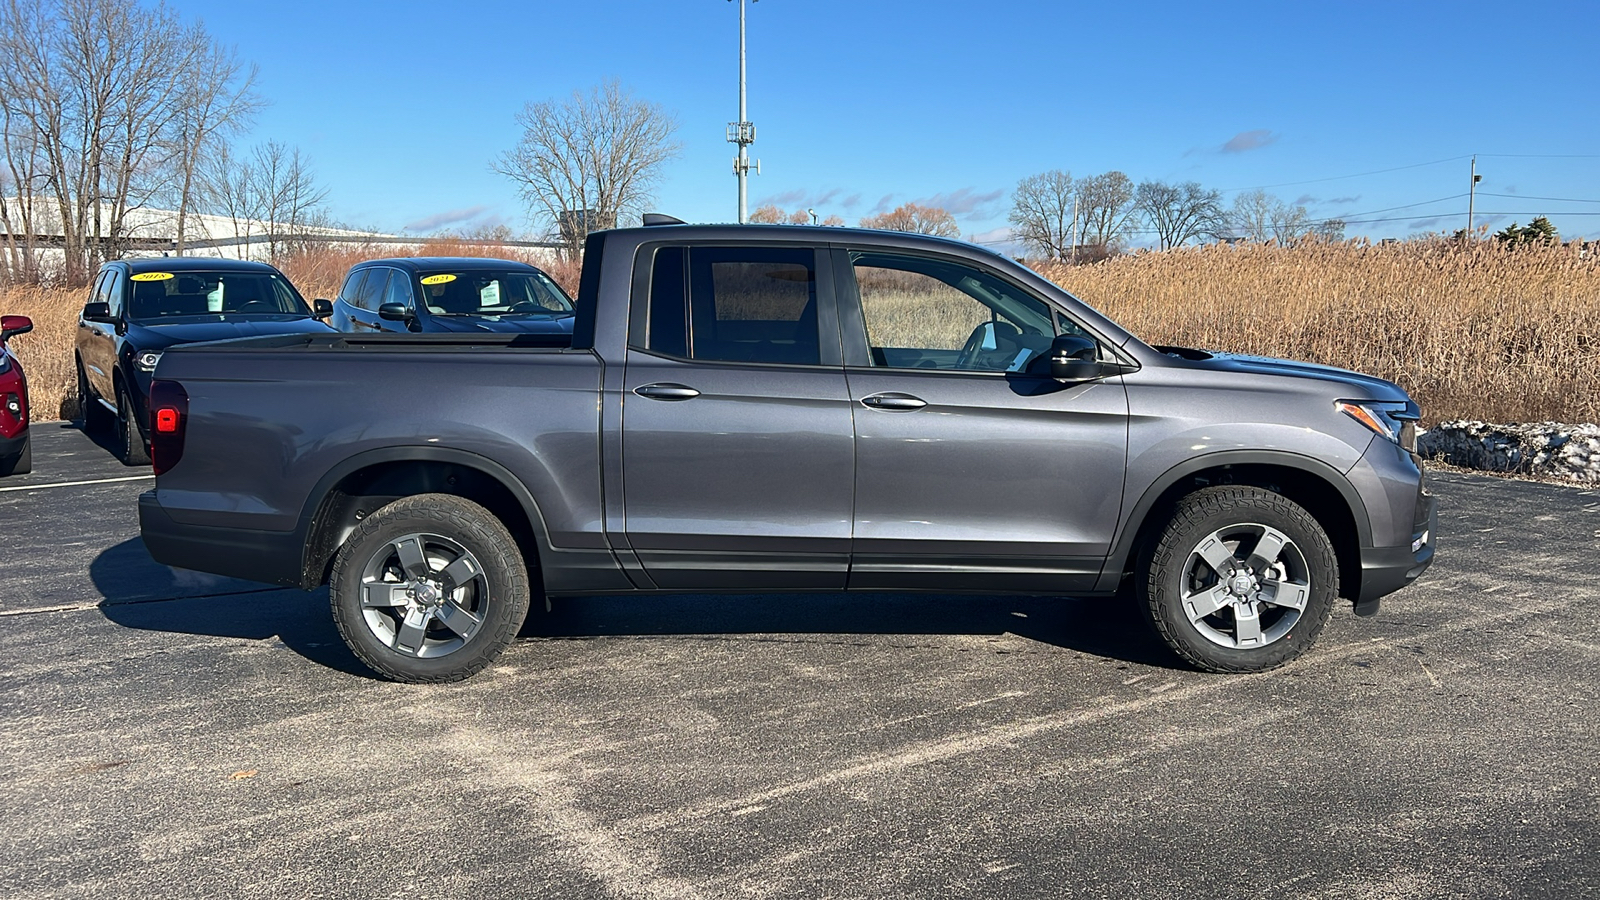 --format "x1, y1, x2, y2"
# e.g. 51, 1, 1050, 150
152, 347, 605, 550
